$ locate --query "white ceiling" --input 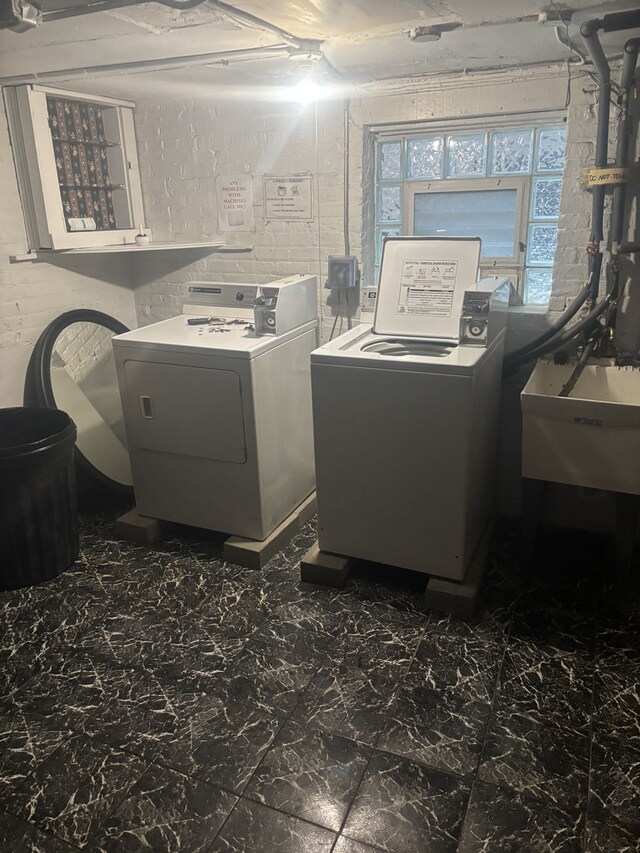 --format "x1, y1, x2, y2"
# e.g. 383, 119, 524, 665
1, 0, 640, 98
